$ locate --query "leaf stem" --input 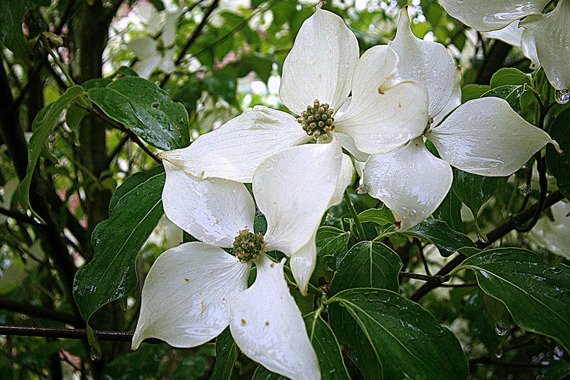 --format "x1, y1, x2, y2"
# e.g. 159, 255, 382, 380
344, 190, 366, 241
